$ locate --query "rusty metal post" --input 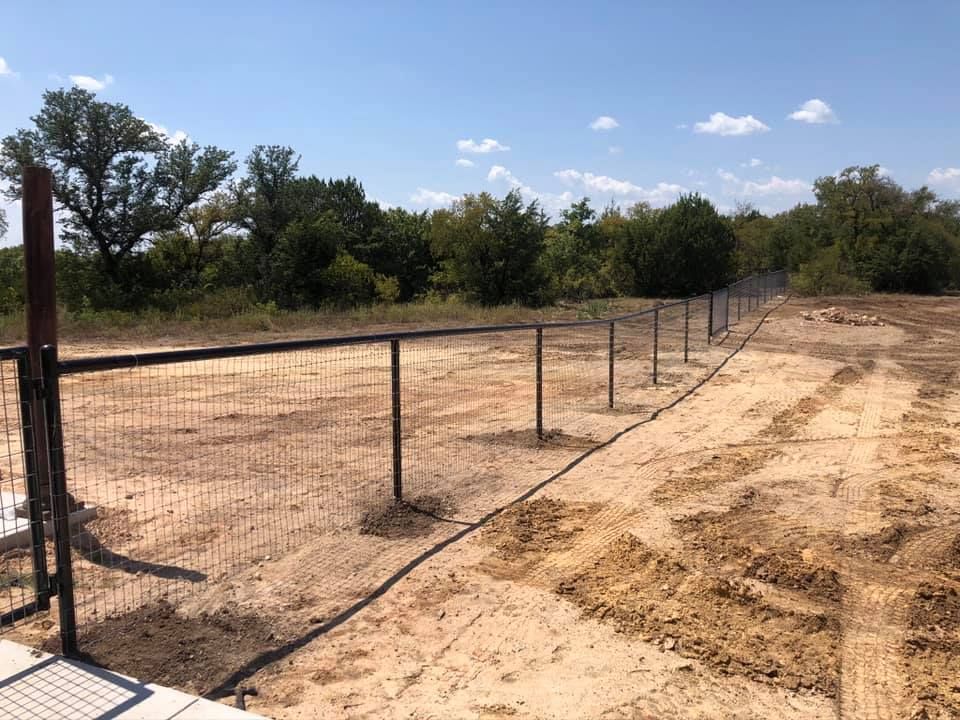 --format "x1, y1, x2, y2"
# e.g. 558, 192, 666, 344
535, 328, 543, 439
390, 339, 402, 500
652, 308, 659, 384
607, 322, 614, 408
22, 167, 56, 512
